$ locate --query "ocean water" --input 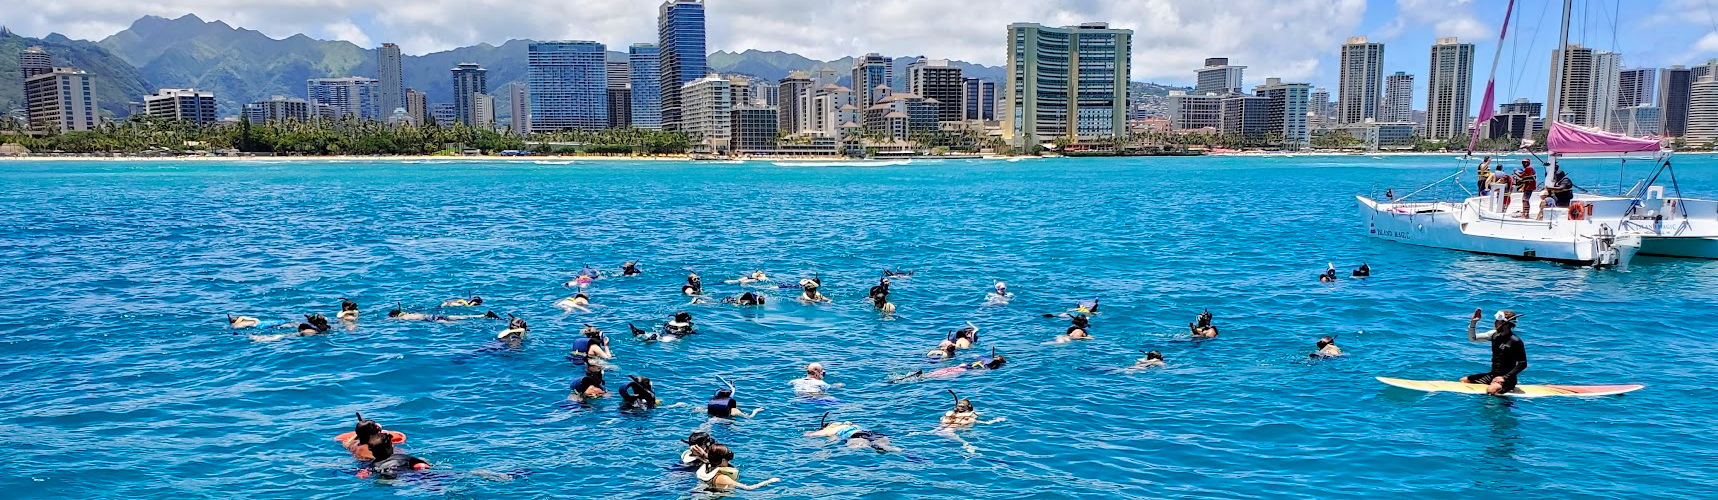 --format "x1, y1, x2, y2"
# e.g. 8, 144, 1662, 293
1, 155, 1714, 499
